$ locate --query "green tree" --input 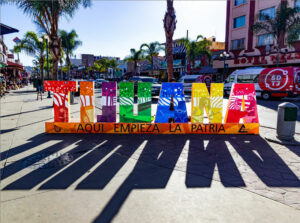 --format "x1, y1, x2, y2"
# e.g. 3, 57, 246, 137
94, 58, 110, 78
14, 31, 46, 84
179, 35, 212, 74
140, 41, 164, 76
163, 0, 177, 81
124, 49, 144, 75
109, 59, 118, 78
197, 35, 213, 65
3, 0, 91, 80
59, 29, 82, 80
251, 2, 300, 67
